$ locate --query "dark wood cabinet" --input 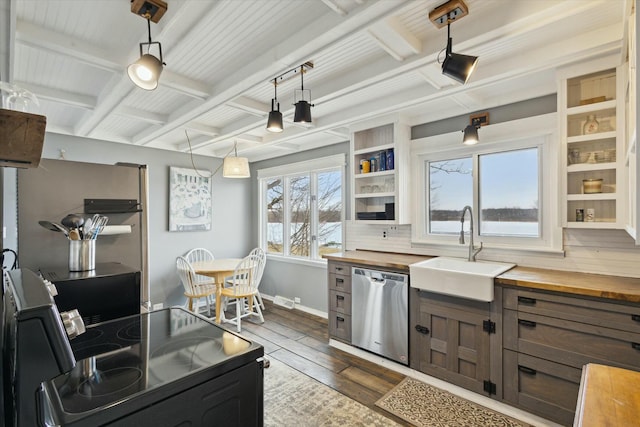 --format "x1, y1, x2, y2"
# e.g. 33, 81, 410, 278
500, 286, 640, 426
327, 261, 352, 343
410, 289, 497, 396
